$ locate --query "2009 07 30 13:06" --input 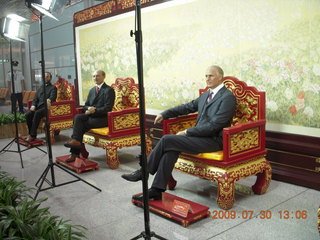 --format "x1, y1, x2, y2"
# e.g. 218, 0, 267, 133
211, 210, 308, 219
